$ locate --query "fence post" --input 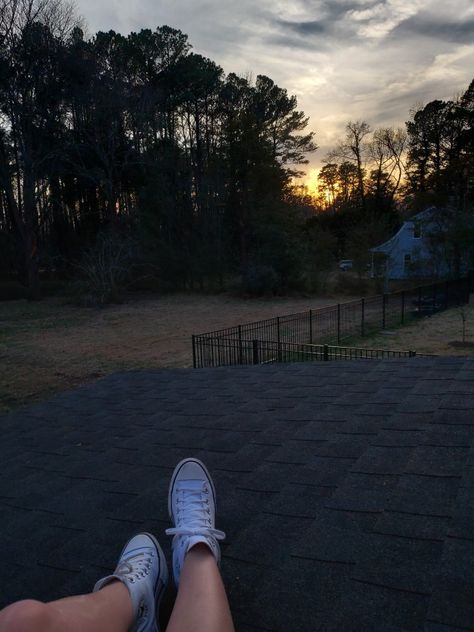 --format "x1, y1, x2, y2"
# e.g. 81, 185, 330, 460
309, 309, 313, 344
361, 298, 365, 337
401, 291, 405, 325
337, 304, 341, 344
252, 339, 259, 365
323, 344, 329, 361
382, 294, 387, 329
192, 335, 197, 368
238, 325, 243, 365
210, 336, 215, 368
277, 316, 282, 362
